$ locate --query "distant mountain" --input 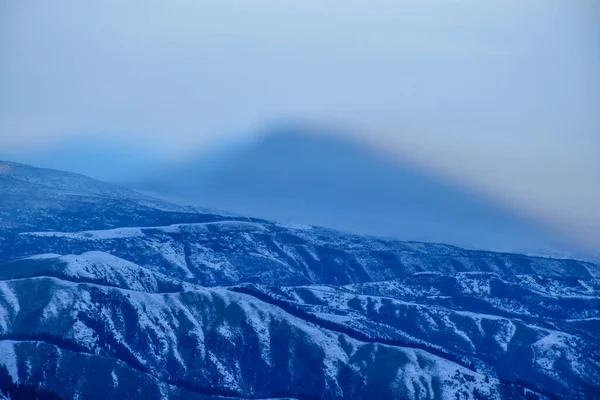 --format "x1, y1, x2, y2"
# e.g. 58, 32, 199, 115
0, 161, 599, 399
0, 160, 246, 232
134, 124, 570, 256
